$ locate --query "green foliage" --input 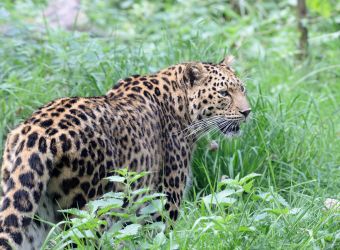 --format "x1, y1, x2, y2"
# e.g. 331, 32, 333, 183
43, 169, 167, 249
202, 173, 261, 209
175, 174, 339, 249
